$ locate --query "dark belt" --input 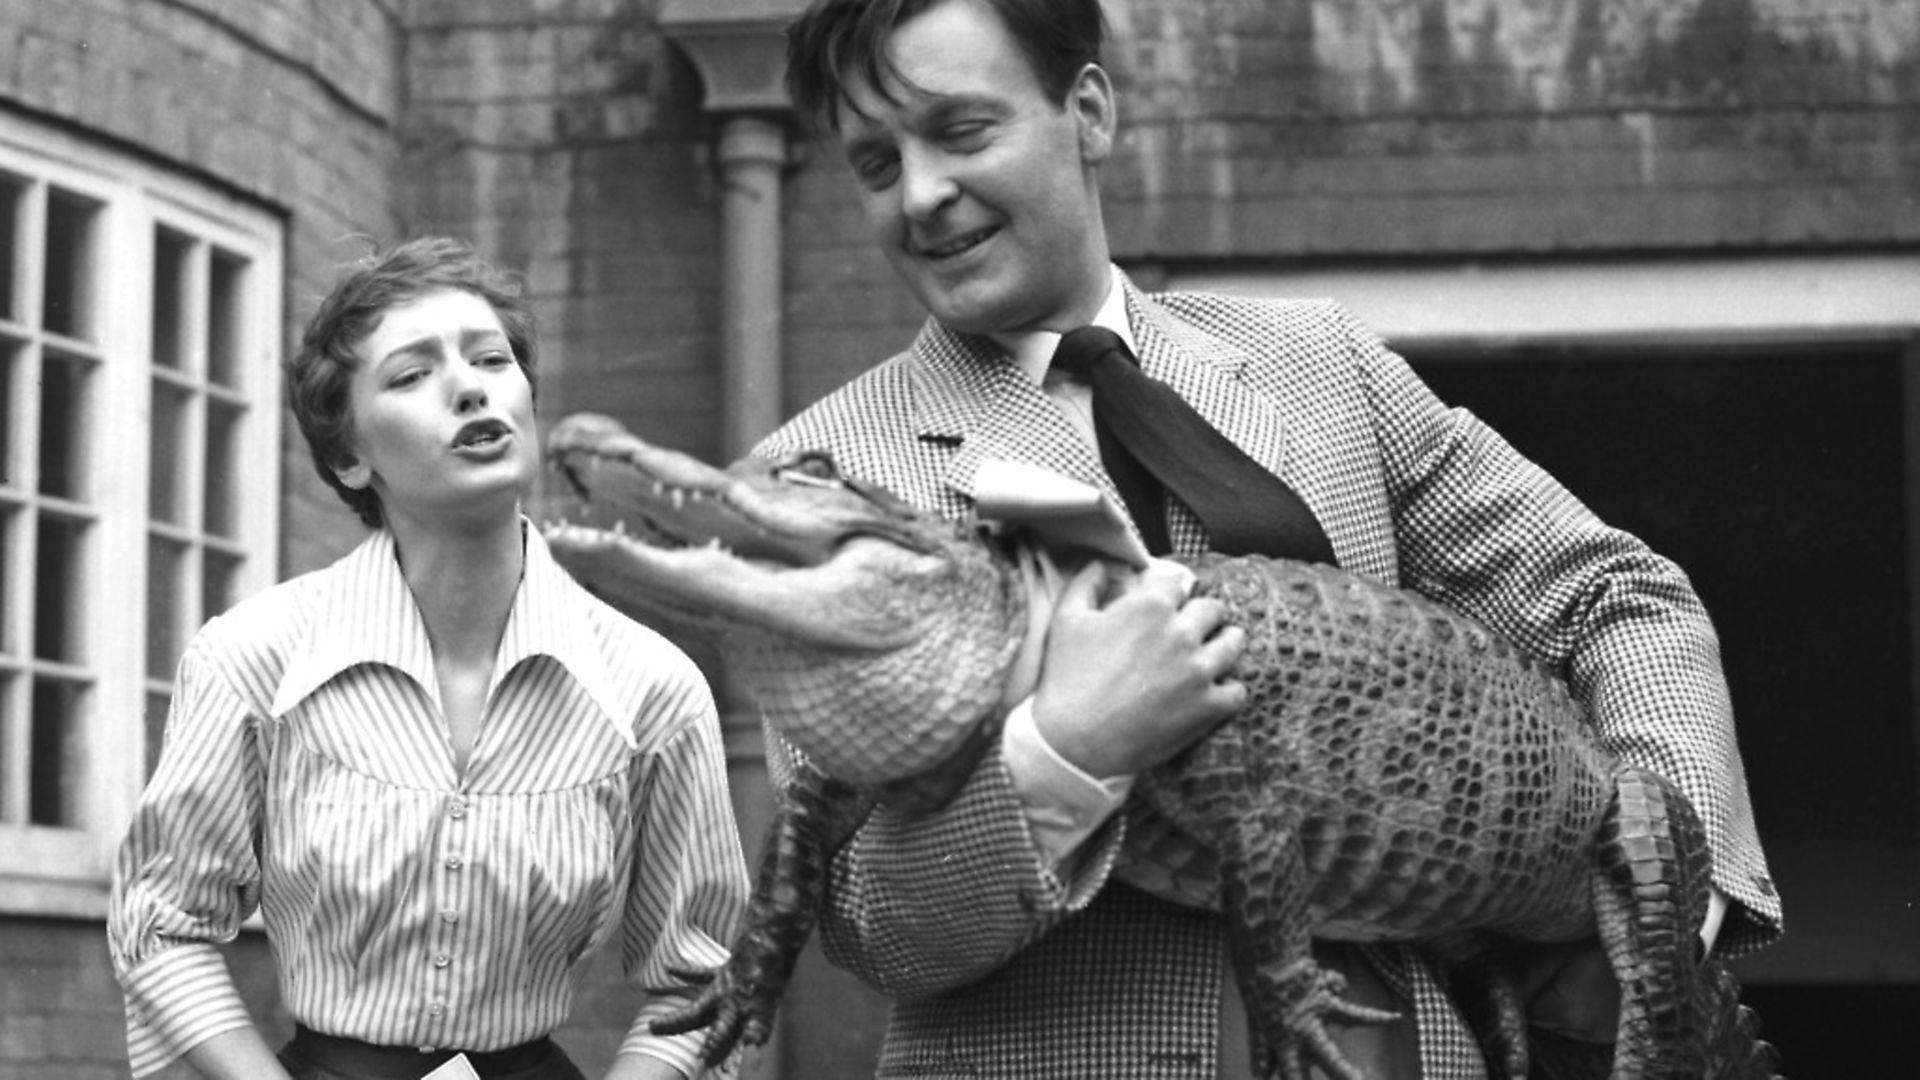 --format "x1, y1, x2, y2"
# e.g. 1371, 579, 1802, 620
285, 1024, 558, 1079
